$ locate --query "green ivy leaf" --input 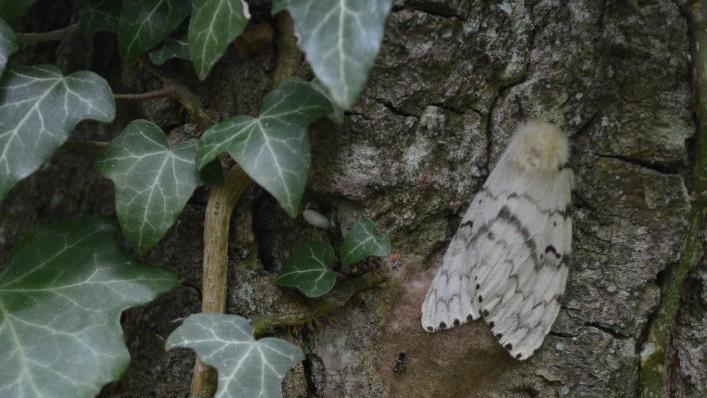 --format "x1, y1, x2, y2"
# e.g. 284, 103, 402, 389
167, 313, 303, 398
96, 120, 203, 253
0, 216, 178, 398
118, 0, 191, 63
340, 217, 391, 265
0, 17, 17, 77
0, 65, 115, 202
271, 0, 287, 15
277, 242, 336, 297
189, 0, 250, 80
288, 0, 392, 109
311, 78, 344, 124
197, 78, 333, 217
0, 0, 36, 26
149, 36, 190, 65
82, 0, 122, 34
